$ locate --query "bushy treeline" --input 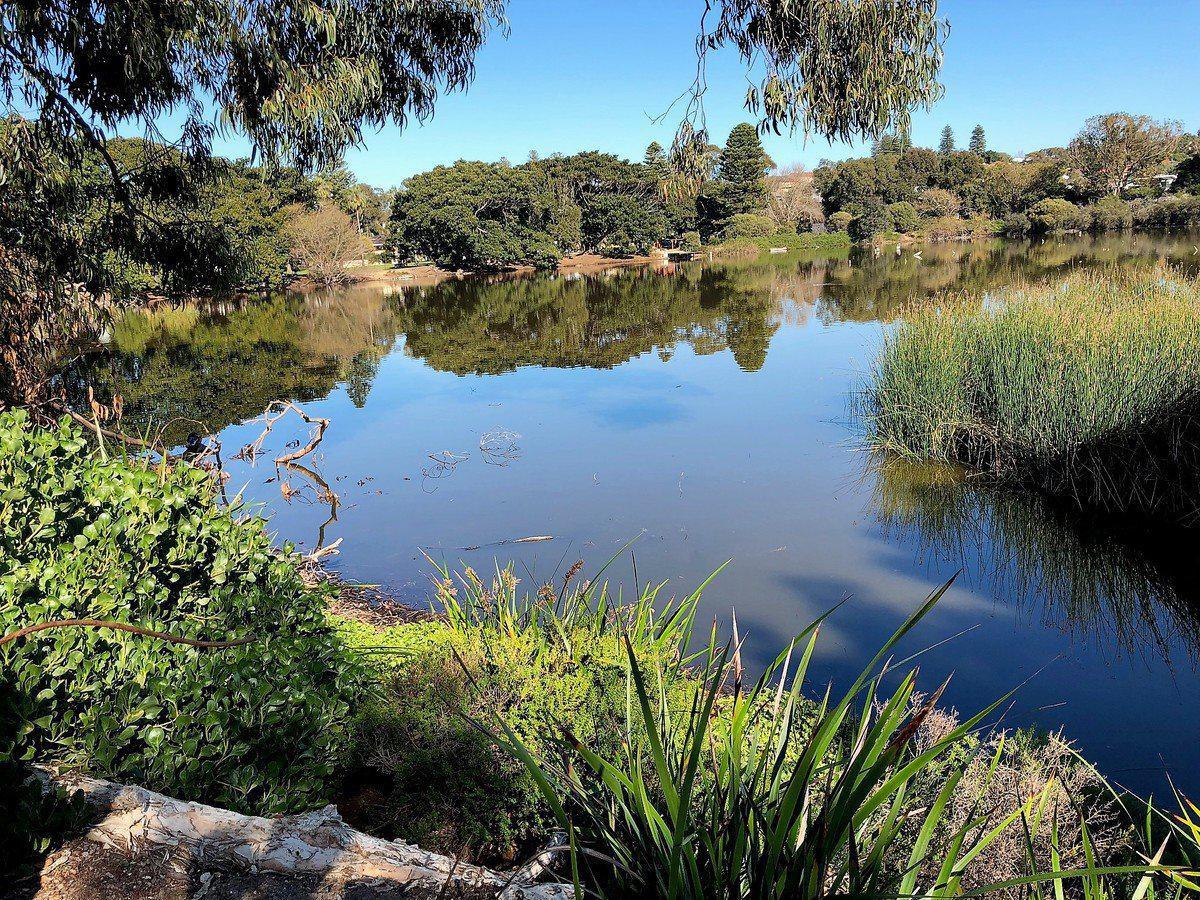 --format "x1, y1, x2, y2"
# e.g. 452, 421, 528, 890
0, 121, 389, 297
388, 123, 808, 270
816, 113, 1200, 242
